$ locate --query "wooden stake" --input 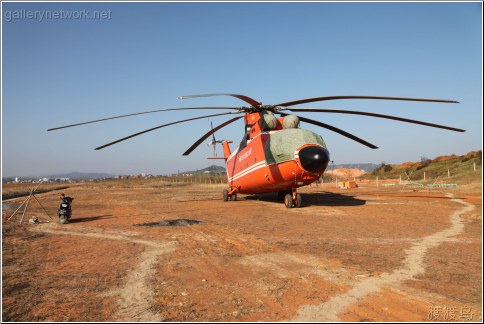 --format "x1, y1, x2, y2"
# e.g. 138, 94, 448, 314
6, 182, 43, 223
19, 188, 34, 225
